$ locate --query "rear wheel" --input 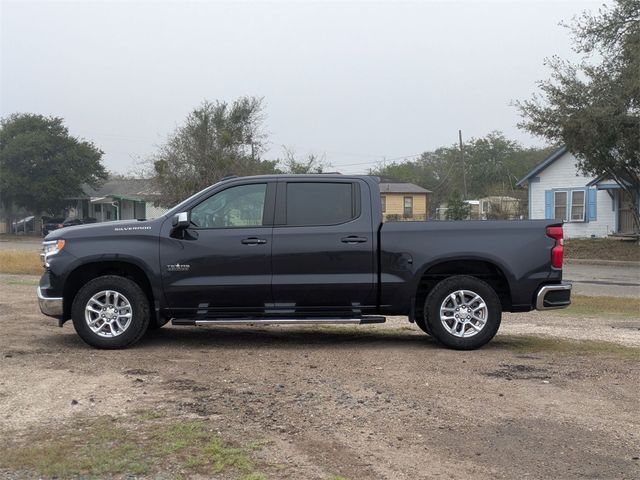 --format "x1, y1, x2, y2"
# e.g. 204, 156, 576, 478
71, 275, 150, 349
424, 275, 501, 350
